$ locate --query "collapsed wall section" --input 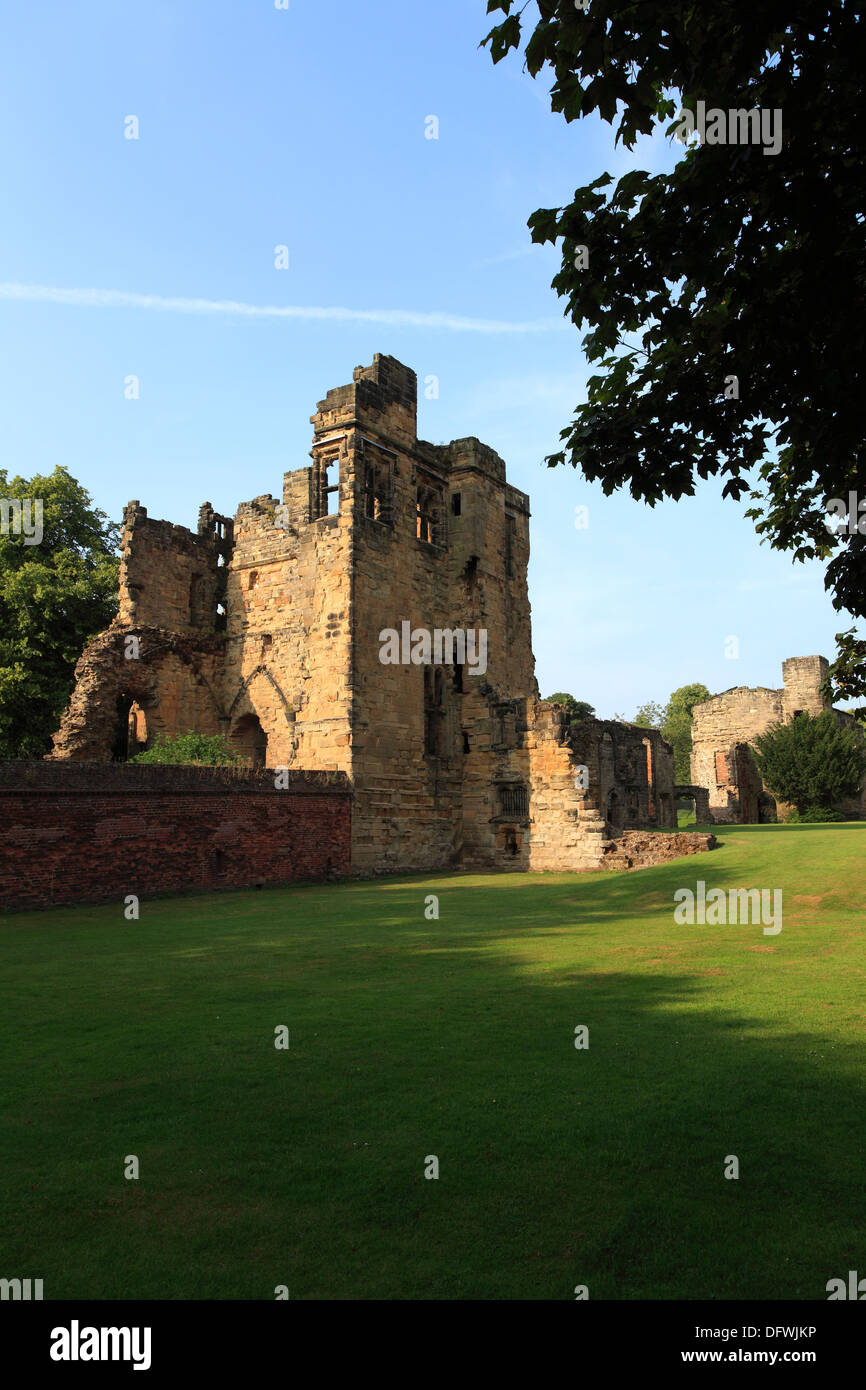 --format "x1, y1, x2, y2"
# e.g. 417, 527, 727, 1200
525, 706, 679, 871
49, 500, 233, 762
48, 627, 225, 761
118, 501, 230, 633
220, 484, 352, 772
